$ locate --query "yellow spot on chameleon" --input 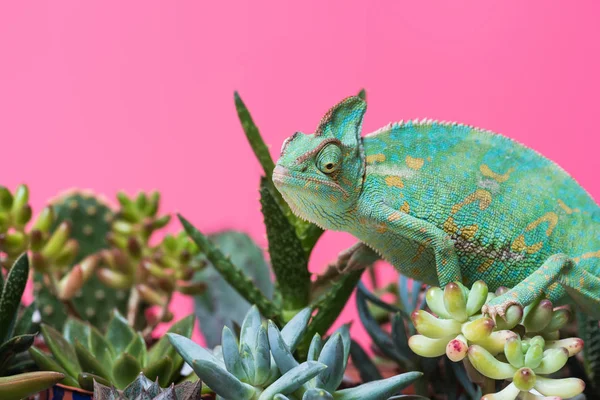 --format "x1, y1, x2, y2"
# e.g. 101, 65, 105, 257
477, 259, 494, 273
480, 164, 515, 183
411, 244, 426, 263
385, 176, 404, 188
366, 154, 386, 164
328, 194, 338, 203
461, 224, 479, 240
400, 201, 410, 213
443, 217, 459, 234
526, 212, 558, 236
405, 156, 425, 170
451, 189, 492, 214
579, 276, 585, 287
388, 212, 402, 222
375, 223, 387, 234
511, 236, 544, 254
